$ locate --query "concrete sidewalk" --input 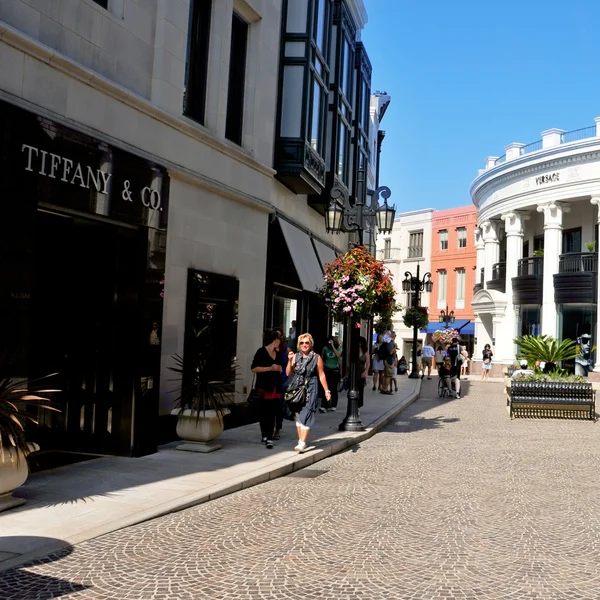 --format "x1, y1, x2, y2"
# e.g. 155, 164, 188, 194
0, 378, 420, 571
